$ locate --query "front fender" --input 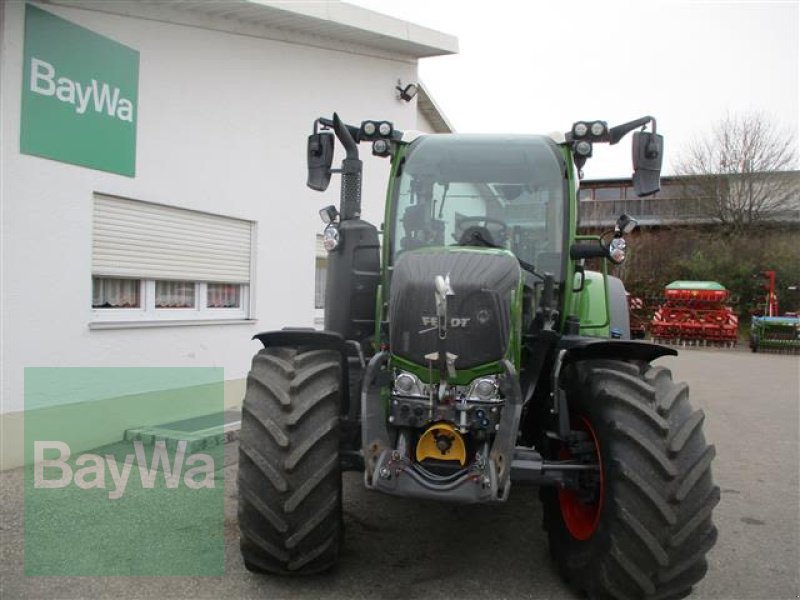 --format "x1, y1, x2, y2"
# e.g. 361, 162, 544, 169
558, 336, 677, 364
253, 328, 347, 352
